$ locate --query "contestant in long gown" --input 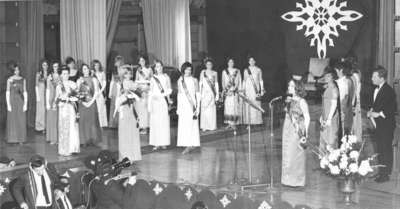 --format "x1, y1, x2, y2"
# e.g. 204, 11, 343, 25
135, 56, 152, 134
77, 64, 102, 146
117, 66, 142, 161
46, 62, 60, 144
35, 60, 48, 132
281, 79, 310, 187
92, 60, 108, 127
351, 70, 362, 141
242, 57, 264, 125
148, 61, 171, 149
222, 58, 242, 128
177, 62, 201, 154
199, 59, 218, 131
57, 66, 80, 156
6, 65, 27, 143
320, 69, 339, 152
108, 56, 125, 128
